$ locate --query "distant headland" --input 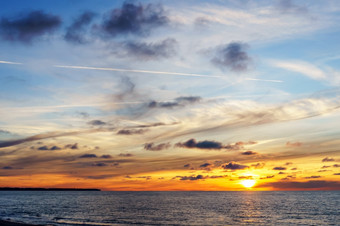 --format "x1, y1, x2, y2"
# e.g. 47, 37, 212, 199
0, 187, 100, 191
